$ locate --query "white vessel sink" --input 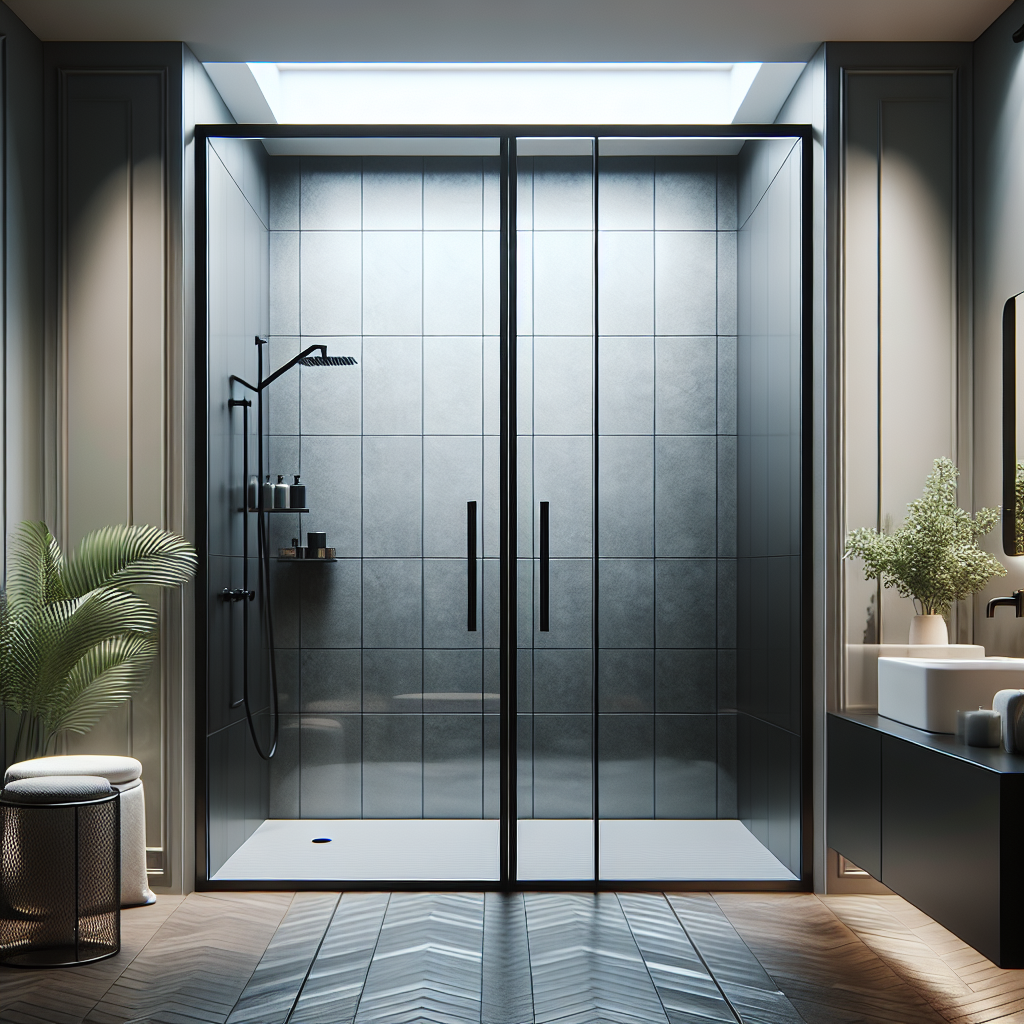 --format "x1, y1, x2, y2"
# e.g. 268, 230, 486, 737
877, 658, 1024, 734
